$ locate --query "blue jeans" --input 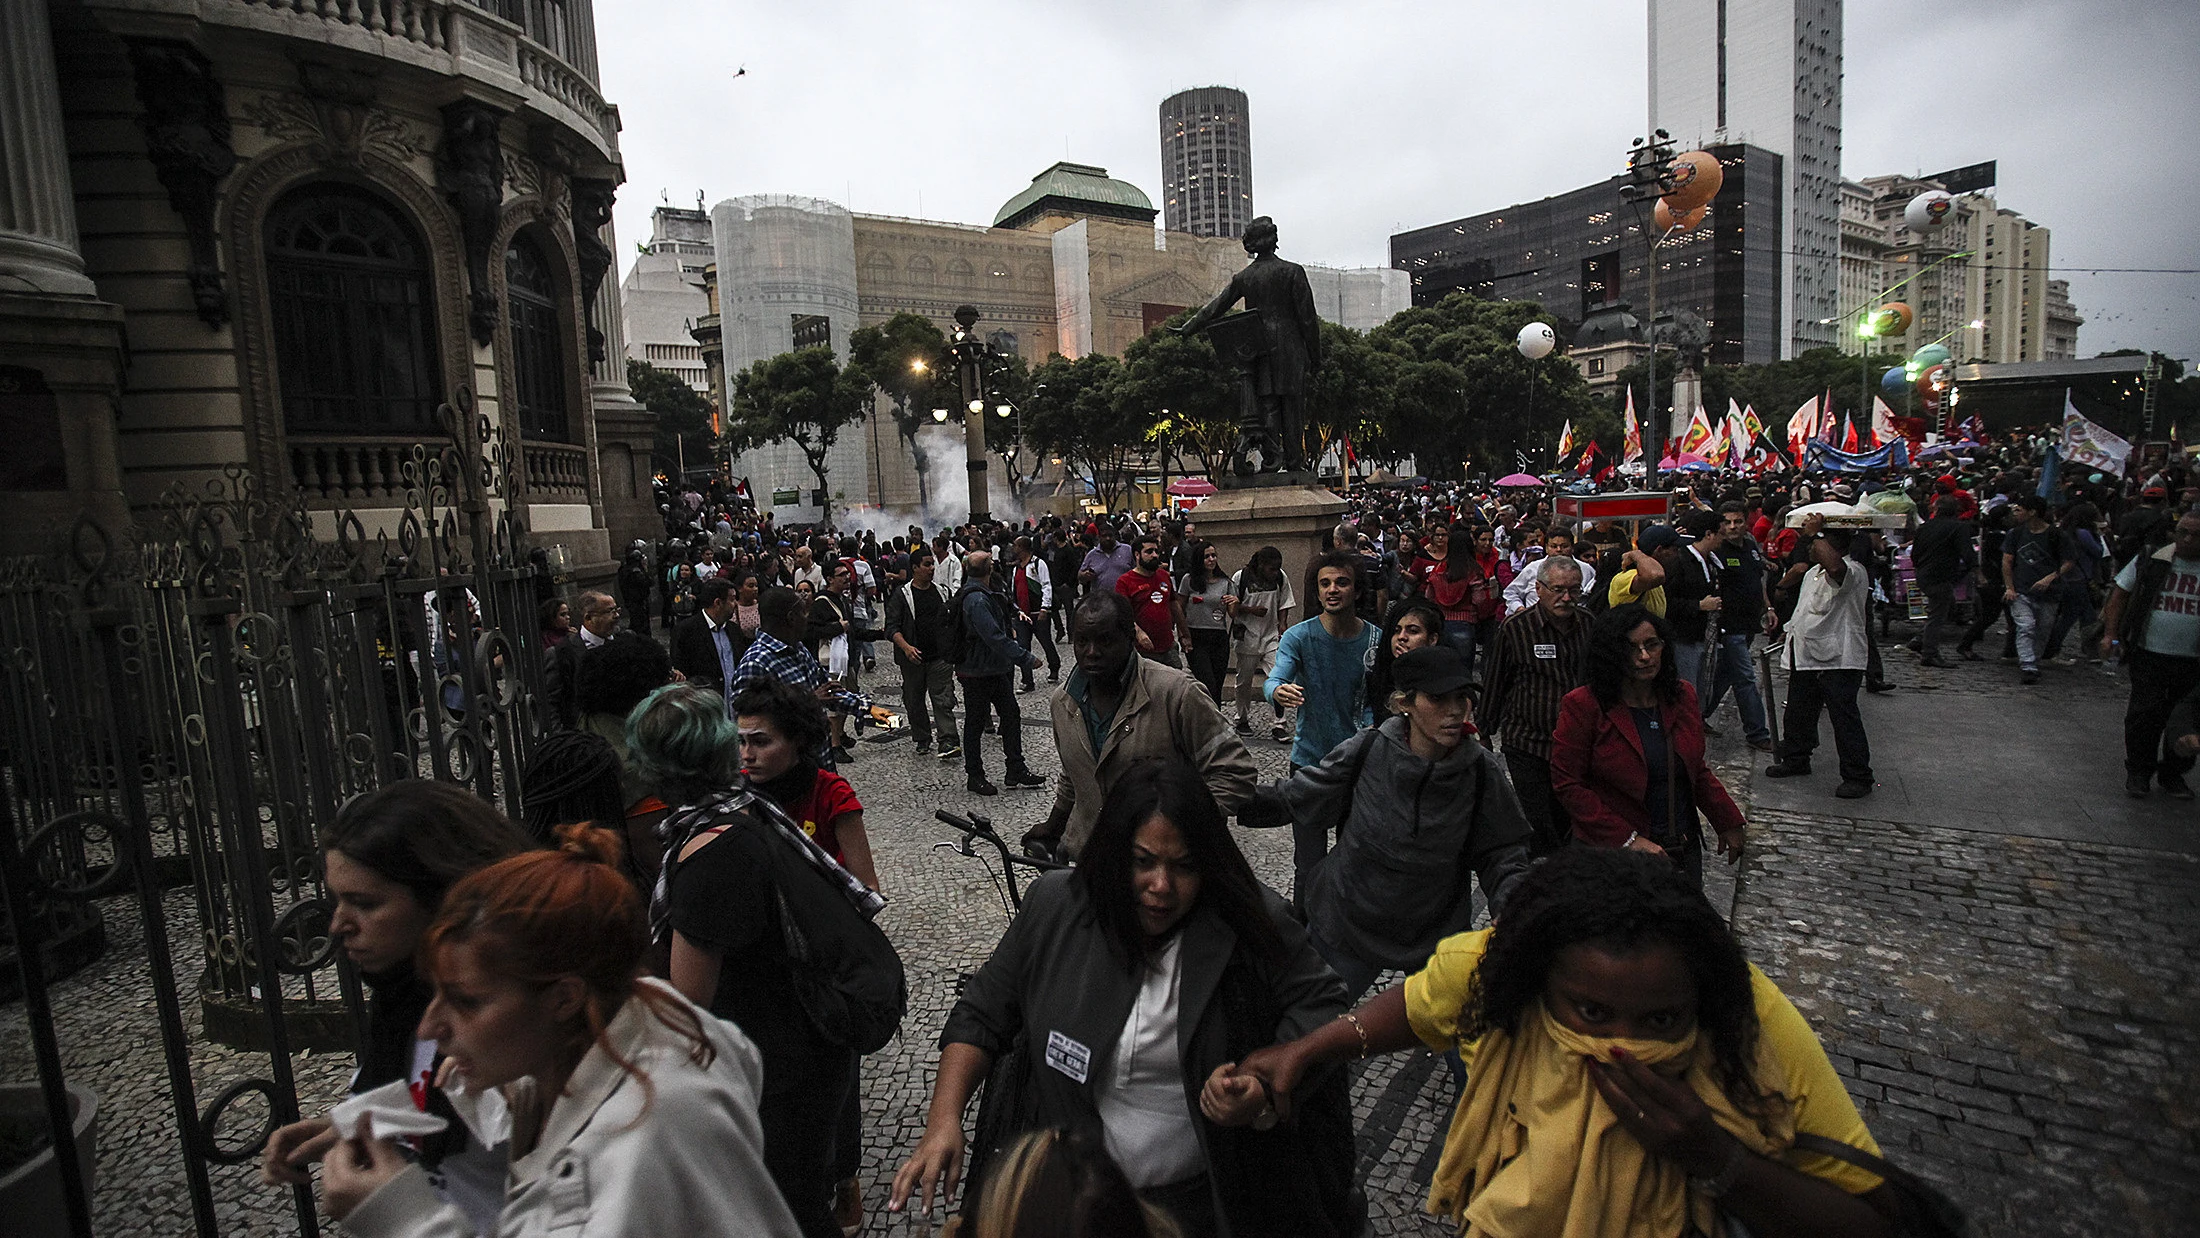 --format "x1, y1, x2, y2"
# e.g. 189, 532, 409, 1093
1442, 619, 1477, 669
1704, 632, 1772, 743
1673, 640, 1709, 707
